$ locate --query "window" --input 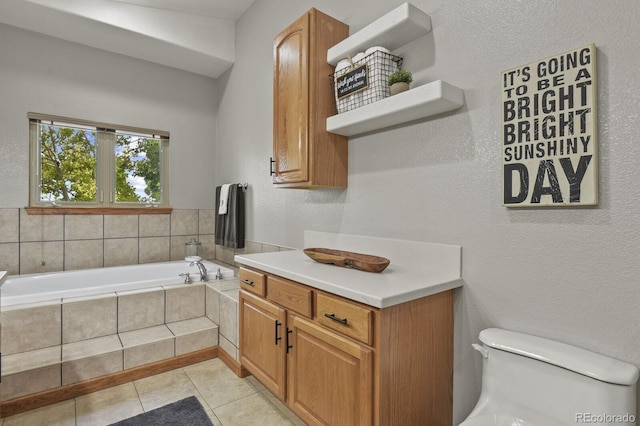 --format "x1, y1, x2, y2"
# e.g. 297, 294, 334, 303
29, 113, 169, 208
